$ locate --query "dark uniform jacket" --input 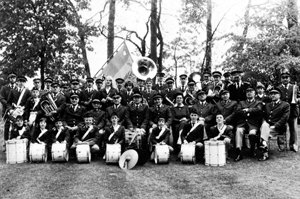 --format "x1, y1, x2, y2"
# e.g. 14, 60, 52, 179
161, 88, 176, 107
209, 125, 233, 140
104, 125, 125, 145
10, 125, 31, 140
74, 125, 99, 145
235, 99, 263, 129
0, 84, 16, 115
192, 102, 216, 125
86, 109, 106, 130
50, 127, 70, 144
152, 84, 167, 94
31, 128, 51, 144
215, 100, 238, 125
263, 100, 290, 132
7, 88, 32, 110
120, 89, 134, 106
181, 122, 205, 143
227, 81, 250, 102
149, 127, 170, 145
98, 87, 118, 110
277, 84, 299, 118
24, 97, 41, 121
149, 104, 172, 127
60, 104, 86, 127
127, 103, 149, 130
106, 104, 129, 127
141, 89, 157, 107
80, 88, 97, 110
171, 105, 190, 125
